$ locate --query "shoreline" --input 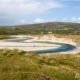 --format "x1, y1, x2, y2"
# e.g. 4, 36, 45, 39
26, 35, 80, 54
0, 35, 80, 54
